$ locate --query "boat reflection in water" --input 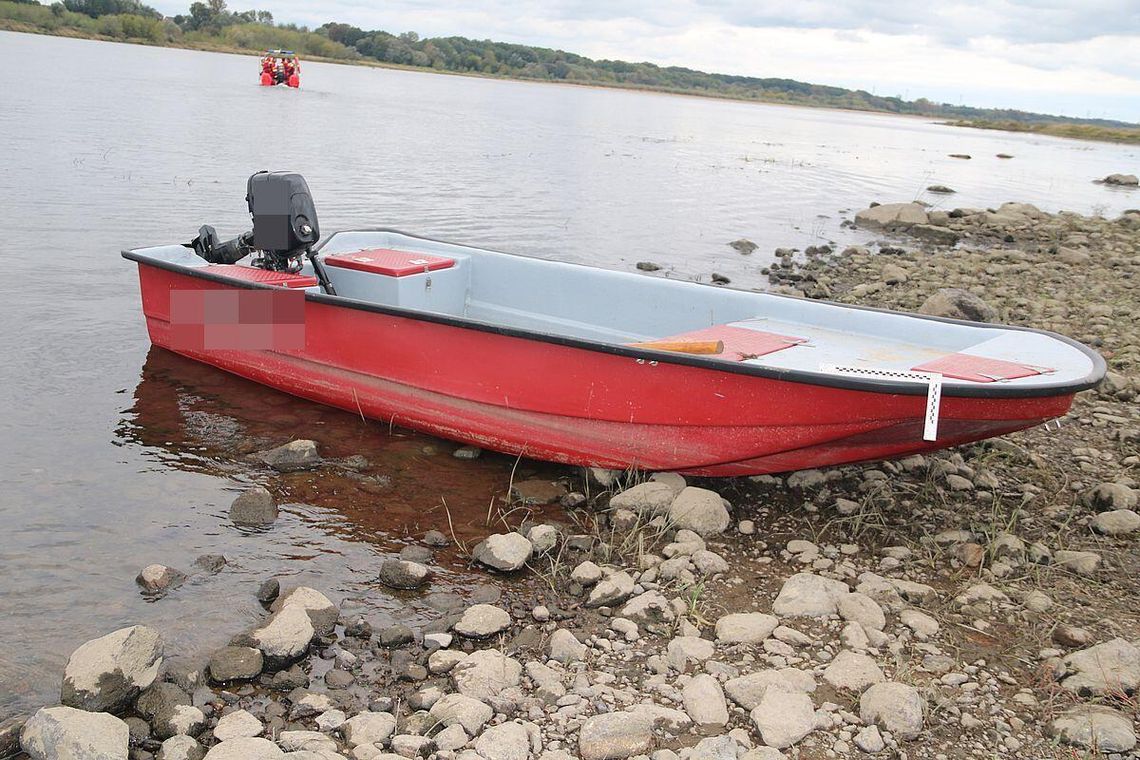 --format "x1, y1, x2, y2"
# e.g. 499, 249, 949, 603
120, 345, 571, 587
